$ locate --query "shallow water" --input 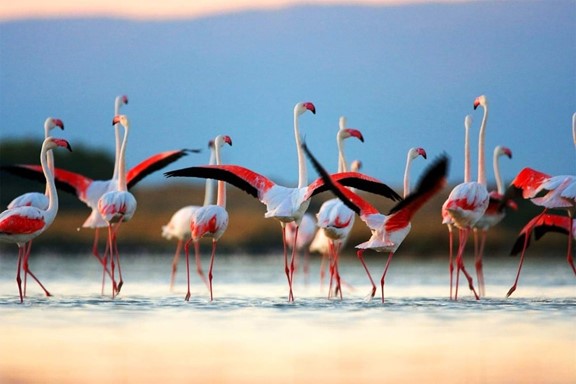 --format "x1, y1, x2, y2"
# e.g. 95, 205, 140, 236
0, 253, 574, 383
